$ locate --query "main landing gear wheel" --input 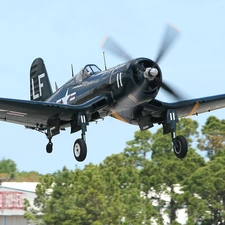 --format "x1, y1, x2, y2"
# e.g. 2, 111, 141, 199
46, 142, 53, 153
173, 135, 188, 159
73, 138, 87, 162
